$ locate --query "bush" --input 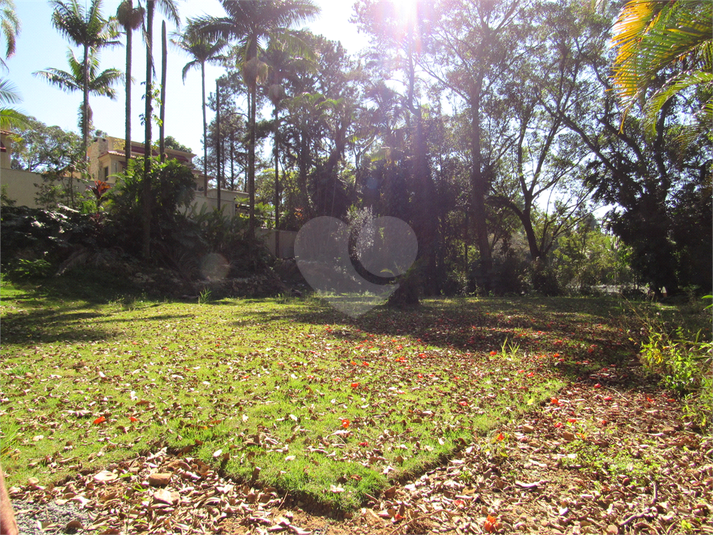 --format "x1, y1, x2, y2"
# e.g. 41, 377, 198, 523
638, 300, 713, 429
0, 205, 106, 279
106, 157, 196, 259
530, 258, 561, 296
190, 206, 270, 278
